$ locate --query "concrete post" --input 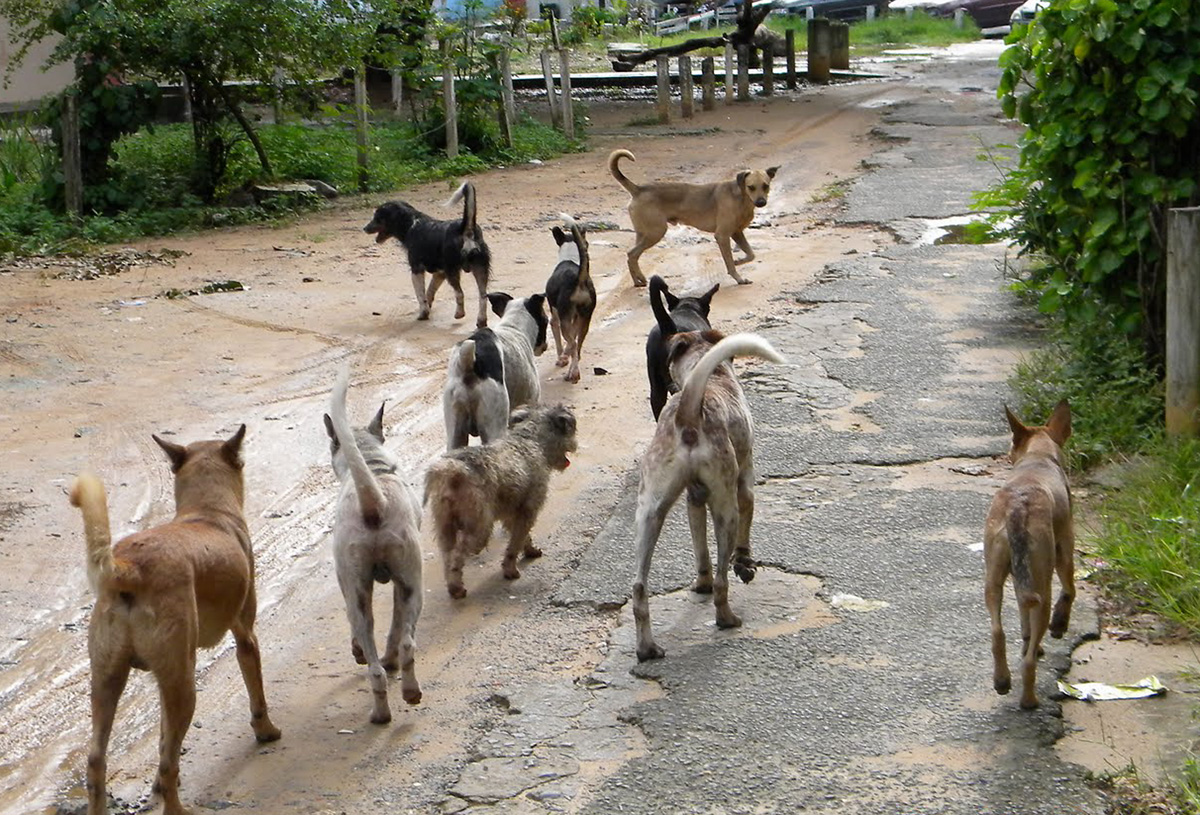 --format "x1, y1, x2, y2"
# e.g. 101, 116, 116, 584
737, 44, 750, 101
1167, 207, 1200, 436
786, 29, 797, 90
679, 55, 694, 118
808, 18, 832, 83
724, 41, 735, 105
656, 55, 671, 123
701, 56, 716, 110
